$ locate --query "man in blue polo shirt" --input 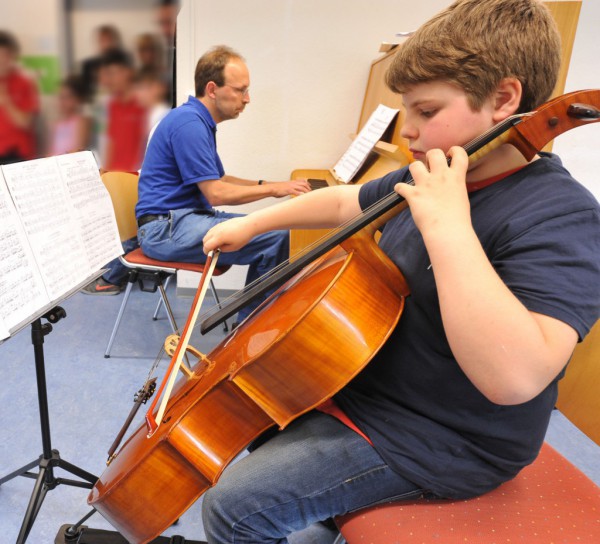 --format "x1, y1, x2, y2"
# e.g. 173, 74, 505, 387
88, 45, 310, 322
